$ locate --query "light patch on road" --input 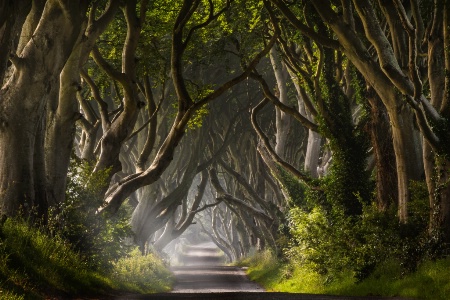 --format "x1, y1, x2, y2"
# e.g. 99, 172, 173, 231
170, 243, 264, 293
